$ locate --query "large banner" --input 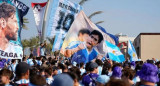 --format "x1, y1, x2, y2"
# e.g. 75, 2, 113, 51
0, 0, 27, 59
31, 2, 47, 37
61, 11, 116, 64
47, 0, 82, 36
46, 0, 82, 52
